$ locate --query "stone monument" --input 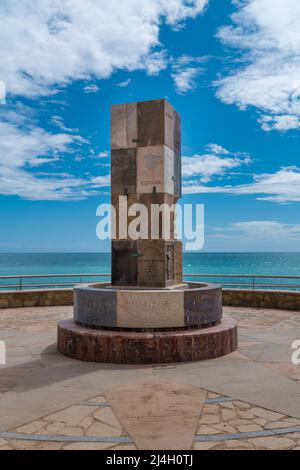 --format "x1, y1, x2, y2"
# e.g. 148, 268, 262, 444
58, 99, 238, 364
